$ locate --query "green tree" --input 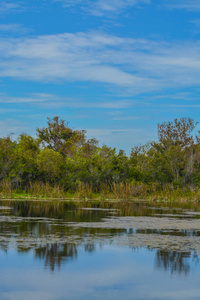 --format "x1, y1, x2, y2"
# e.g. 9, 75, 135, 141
152, 118, 199, 185
37, 148, 64, 183
11, 134, 39, 188
129, 144, 154, 182
0, 136, 15, 182
36, 116, 86, 156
